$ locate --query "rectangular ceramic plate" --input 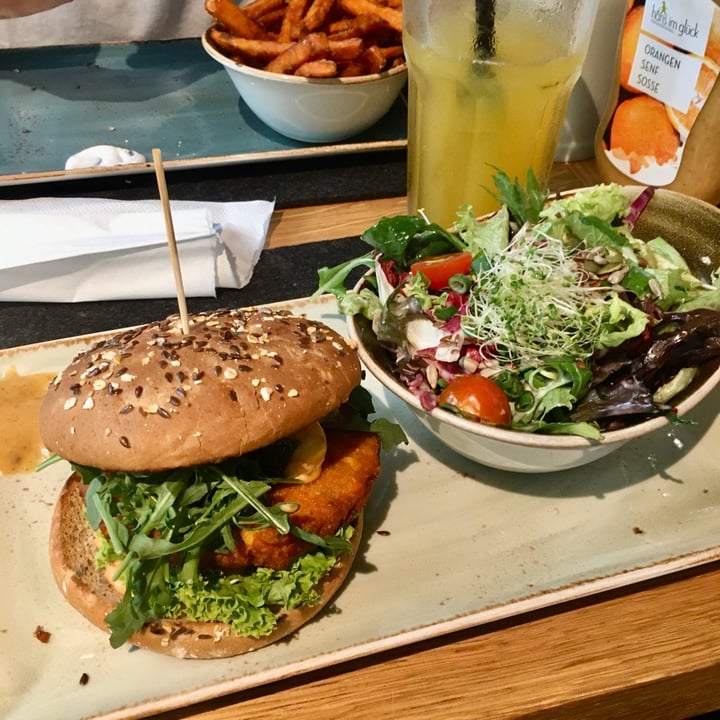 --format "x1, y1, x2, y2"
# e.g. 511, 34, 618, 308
2, 295, 720, 720
0, 39, 407, 186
